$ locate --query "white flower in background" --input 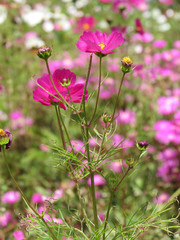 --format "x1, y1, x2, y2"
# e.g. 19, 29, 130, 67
21, 5, 52, 26
98, 20, 109, 29
54, 18, 71, 31
158, 23, 171, 32
0, 5, 7, 24
151, 8, 161, 18
134, 45, 143, 54
75, 0, 89, 8
25, 37, 45, 50
0, 110, 8, 121
42, 20, 54, 32
156, 15, 167, 24
14, 0, 26, 3
67, 4, 83, 17
142, 11, 151, 19
166, 9, 174, 18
